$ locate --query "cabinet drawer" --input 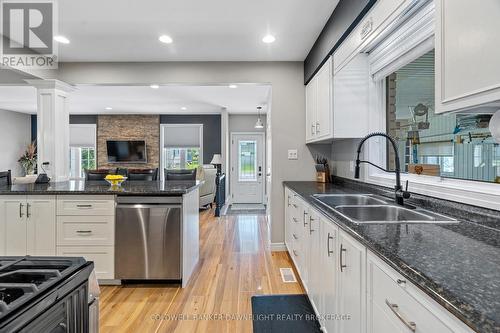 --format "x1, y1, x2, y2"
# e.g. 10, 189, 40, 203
57, 216, 114, 246
57, 197, 115, 216
367, 253, 466, 333
57, 246, 114, 280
